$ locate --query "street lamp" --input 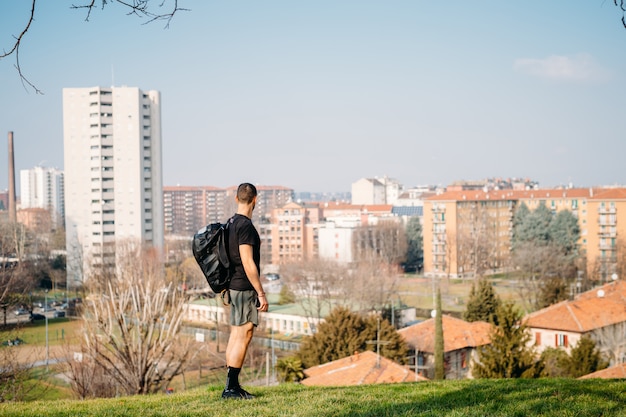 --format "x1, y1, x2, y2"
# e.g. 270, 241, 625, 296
44, 289, 49, 371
